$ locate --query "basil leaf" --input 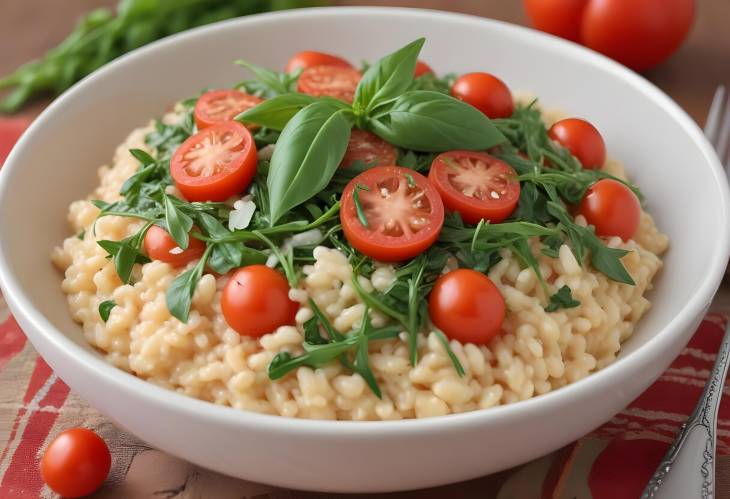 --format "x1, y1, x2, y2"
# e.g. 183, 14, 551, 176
545, 285, 580, 312
368, 91, 506, 152
267, 101, 352, 224
353, 37, 424, 113
166, 247, 210, 323
163, 194, 193, 249
237, 93, 317, 130
98, 300, 116, 322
